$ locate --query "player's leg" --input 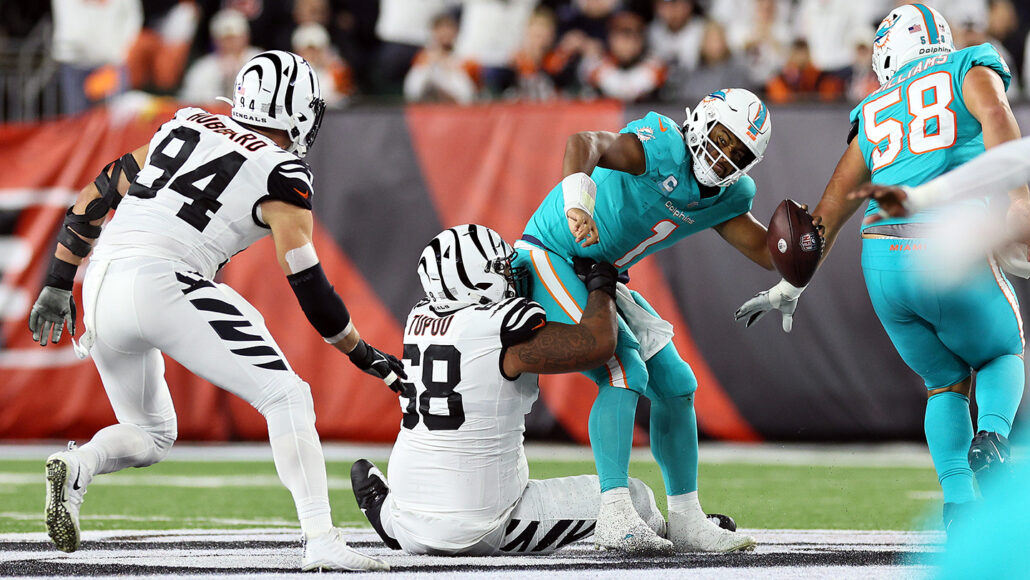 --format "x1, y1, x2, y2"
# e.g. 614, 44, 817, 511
862, 255, 977, 524
513, 246, 668, 552
630, 289, 755, 552
495, 475, 665, 555
932, 259, 1024, 492
45, 261, 177, 553
137, 264, 386, 571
